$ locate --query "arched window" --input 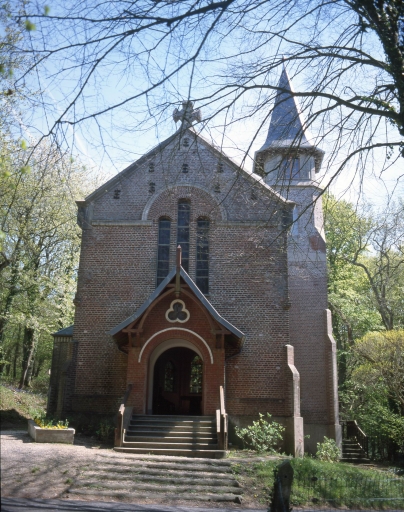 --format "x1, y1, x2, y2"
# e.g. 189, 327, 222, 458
177, 200, 190, 272
189, 355, 203, 393
157, 217, 171, 285
164, 361, 175, 392
196, 218, 209, 294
